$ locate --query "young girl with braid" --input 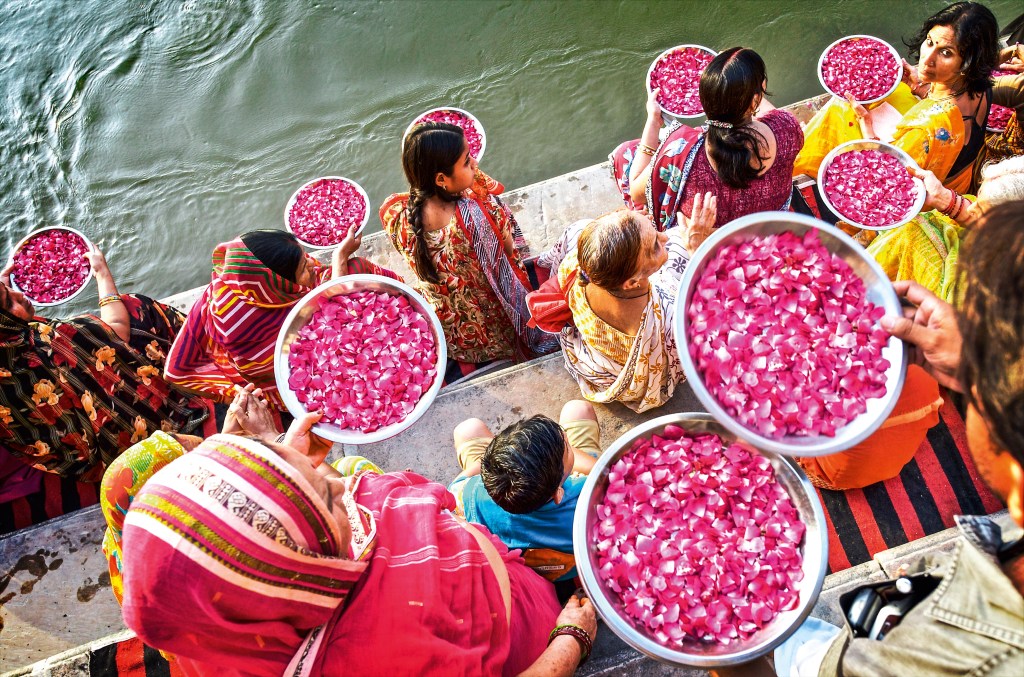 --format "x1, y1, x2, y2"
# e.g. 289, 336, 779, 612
380, 122, 556, 366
